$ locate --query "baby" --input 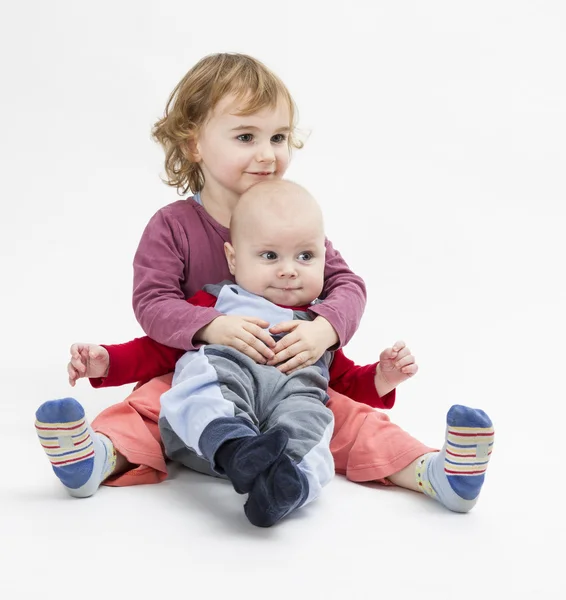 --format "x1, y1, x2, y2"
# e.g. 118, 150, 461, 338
43, 180, 411, 527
